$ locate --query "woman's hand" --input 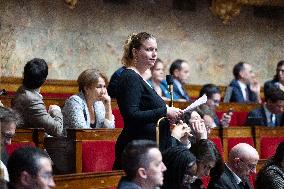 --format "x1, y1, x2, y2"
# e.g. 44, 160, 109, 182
166, 107, 183, 121
100, 90, 111, 106
190, 119, 207, 140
